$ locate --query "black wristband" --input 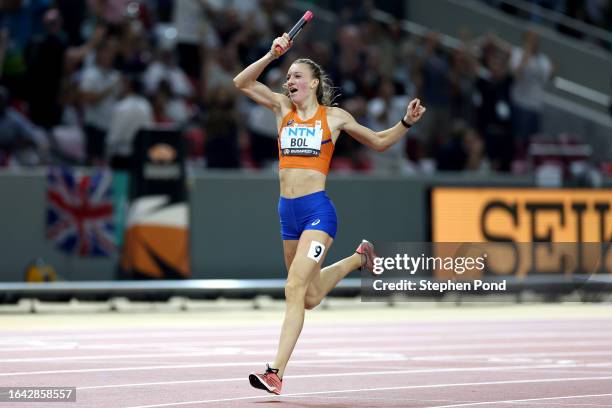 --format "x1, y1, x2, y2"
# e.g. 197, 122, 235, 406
400, 117, 412, 128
